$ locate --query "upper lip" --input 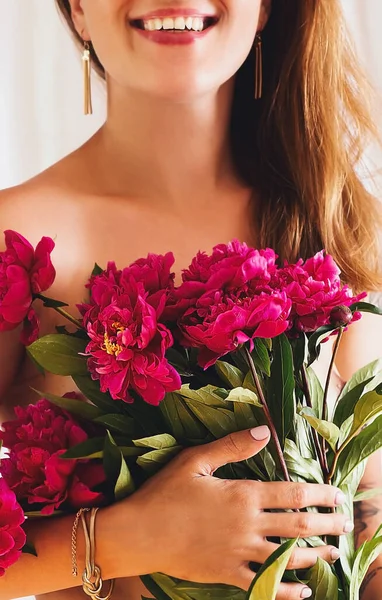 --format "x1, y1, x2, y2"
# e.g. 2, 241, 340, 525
130, 7, 218, 20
